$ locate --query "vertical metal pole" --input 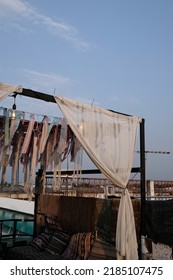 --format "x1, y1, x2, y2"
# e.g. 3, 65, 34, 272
34, 173, 38, 238
139, 118, 146, 258
140, 118, 146, 235
34, 168, 43, 238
